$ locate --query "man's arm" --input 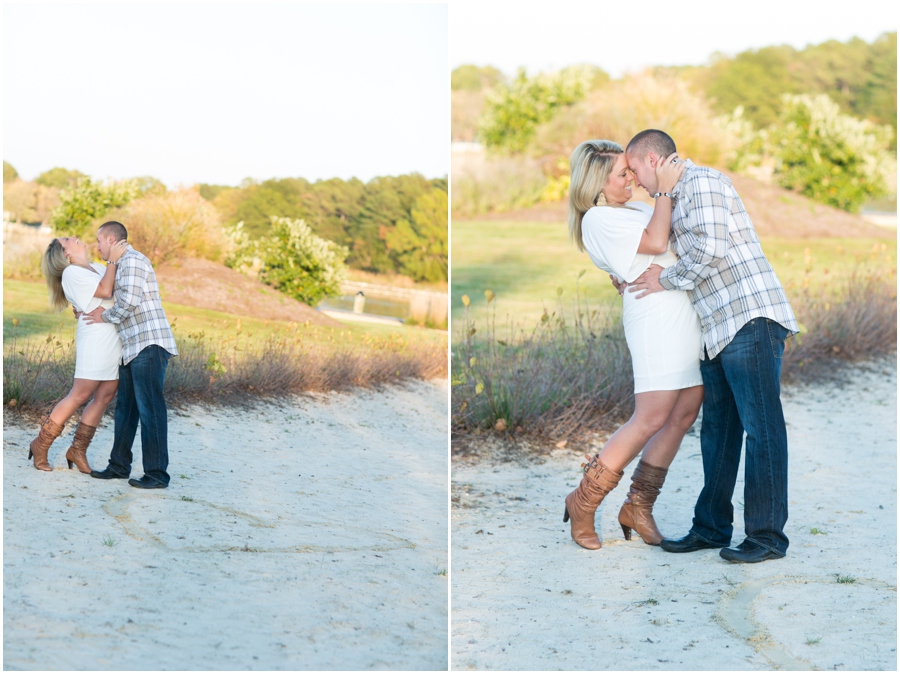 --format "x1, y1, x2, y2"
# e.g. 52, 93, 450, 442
656, 172, 731, 292
83, 255, 147, 325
